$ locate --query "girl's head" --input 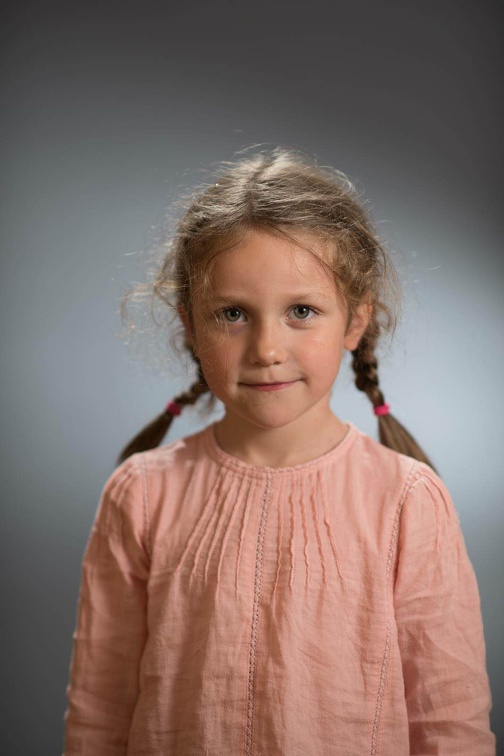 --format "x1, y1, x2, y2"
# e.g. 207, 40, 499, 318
119, 148, 436, 471
179, 226, 372, 438
168, 148, 397, 345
